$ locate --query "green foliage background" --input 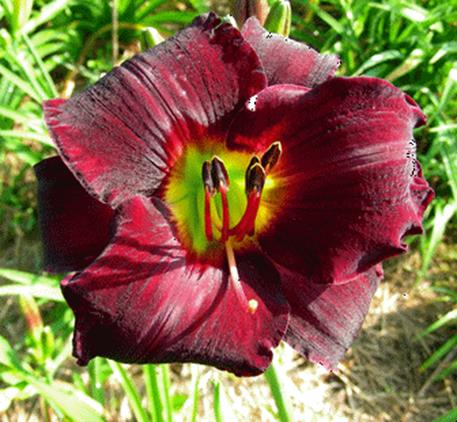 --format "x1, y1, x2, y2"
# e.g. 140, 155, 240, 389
0, 0, 456, 421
